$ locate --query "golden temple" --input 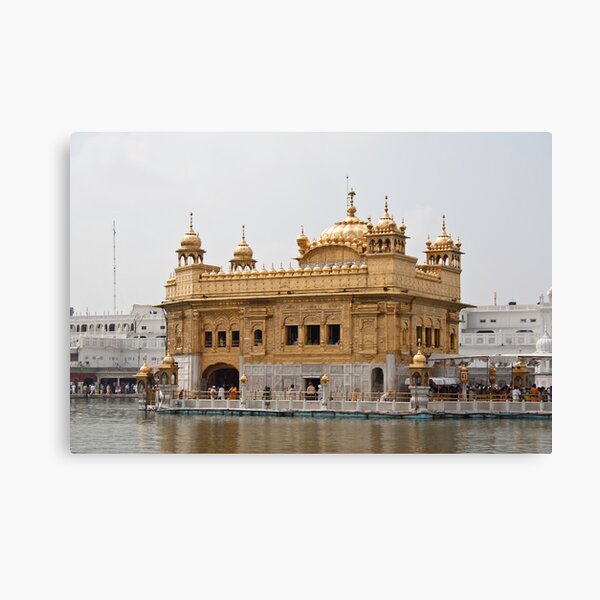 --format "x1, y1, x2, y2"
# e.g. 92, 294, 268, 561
159, 189, 468, 395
